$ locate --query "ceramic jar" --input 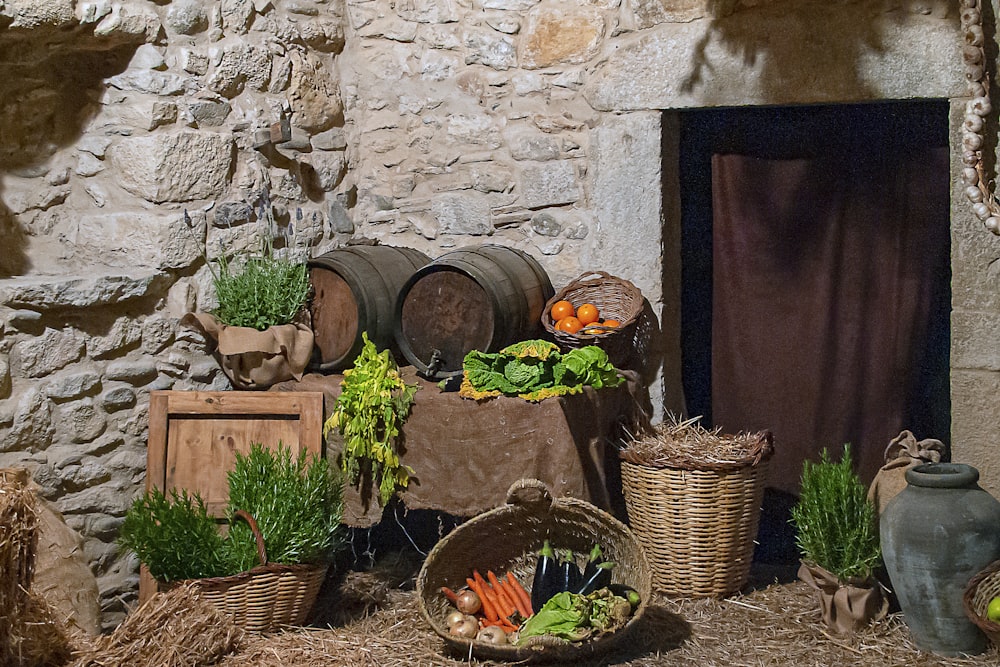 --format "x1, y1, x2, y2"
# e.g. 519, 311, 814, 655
880, 463, 1000, 656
